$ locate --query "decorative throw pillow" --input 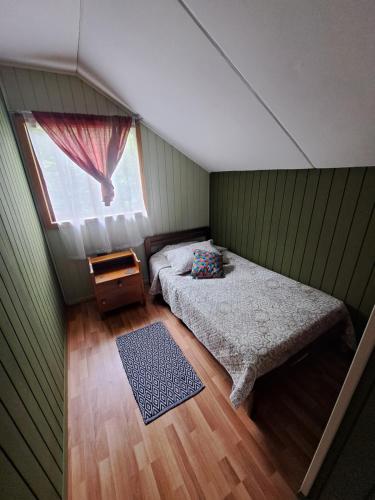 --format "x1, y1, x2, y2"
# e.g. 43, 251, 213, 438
191, 250, 224, 279
165, 240, 220, 275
